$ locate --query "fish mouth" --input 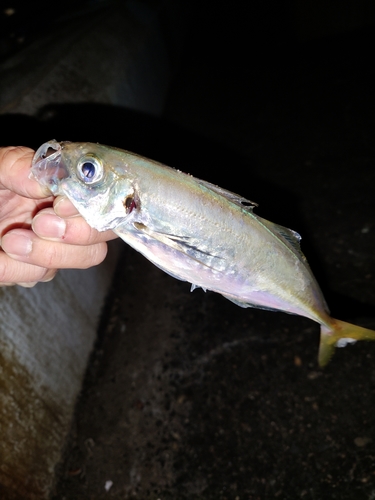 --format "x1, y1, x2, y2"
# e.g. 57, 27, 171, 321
31, 140, 70, 195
